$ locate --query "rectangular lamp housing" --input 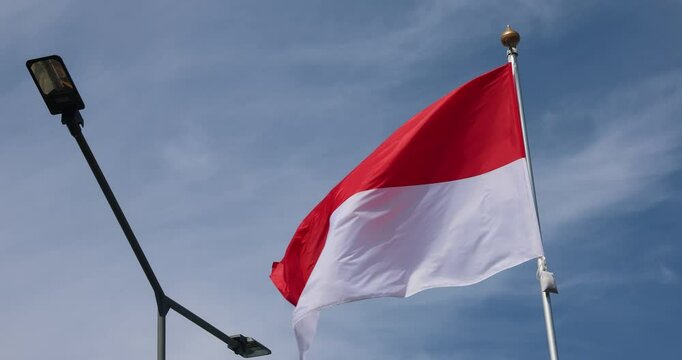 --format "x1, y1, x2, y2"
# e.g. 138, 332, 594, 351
26, 55, 85, 115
